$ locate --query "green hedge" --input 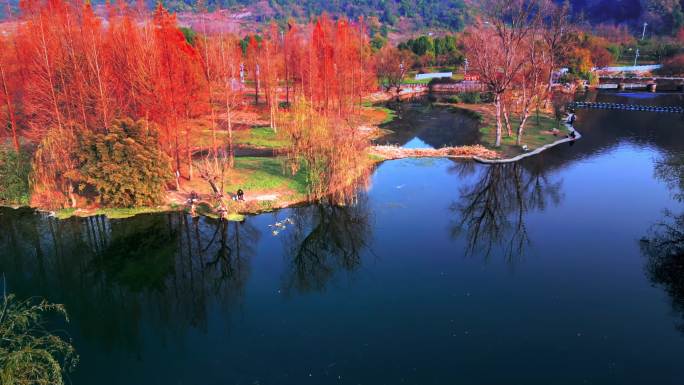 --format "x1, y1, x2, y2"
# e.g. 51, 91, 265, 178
0, 148, 30, 205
